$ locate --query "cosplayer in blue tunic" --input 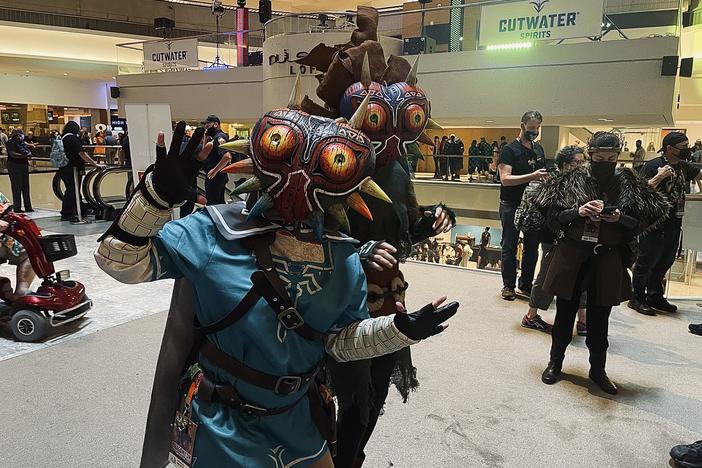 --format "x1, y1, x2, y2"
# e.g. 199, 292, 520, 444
96, 103, 458, 467
153, 207, 368, 466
